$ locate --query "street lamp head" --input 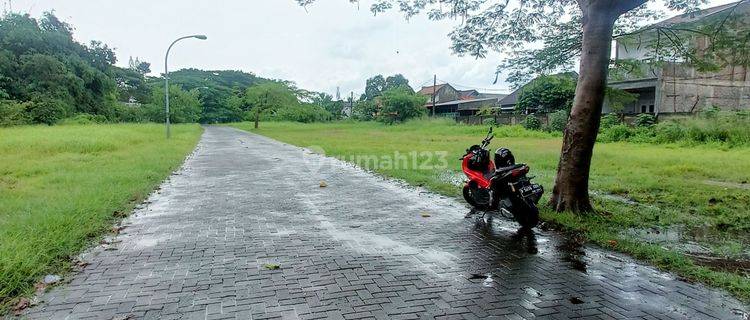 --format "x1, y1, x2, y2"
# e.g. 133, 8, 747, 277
193, 35, 208, 40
